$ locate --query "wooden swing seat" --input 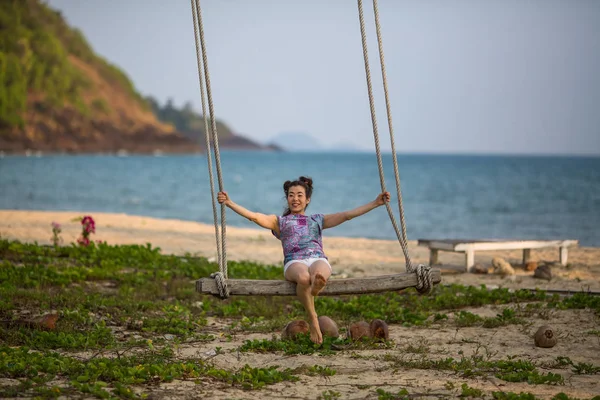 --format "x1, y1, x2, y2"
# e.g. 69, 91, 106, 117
196, 268, 442, 296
